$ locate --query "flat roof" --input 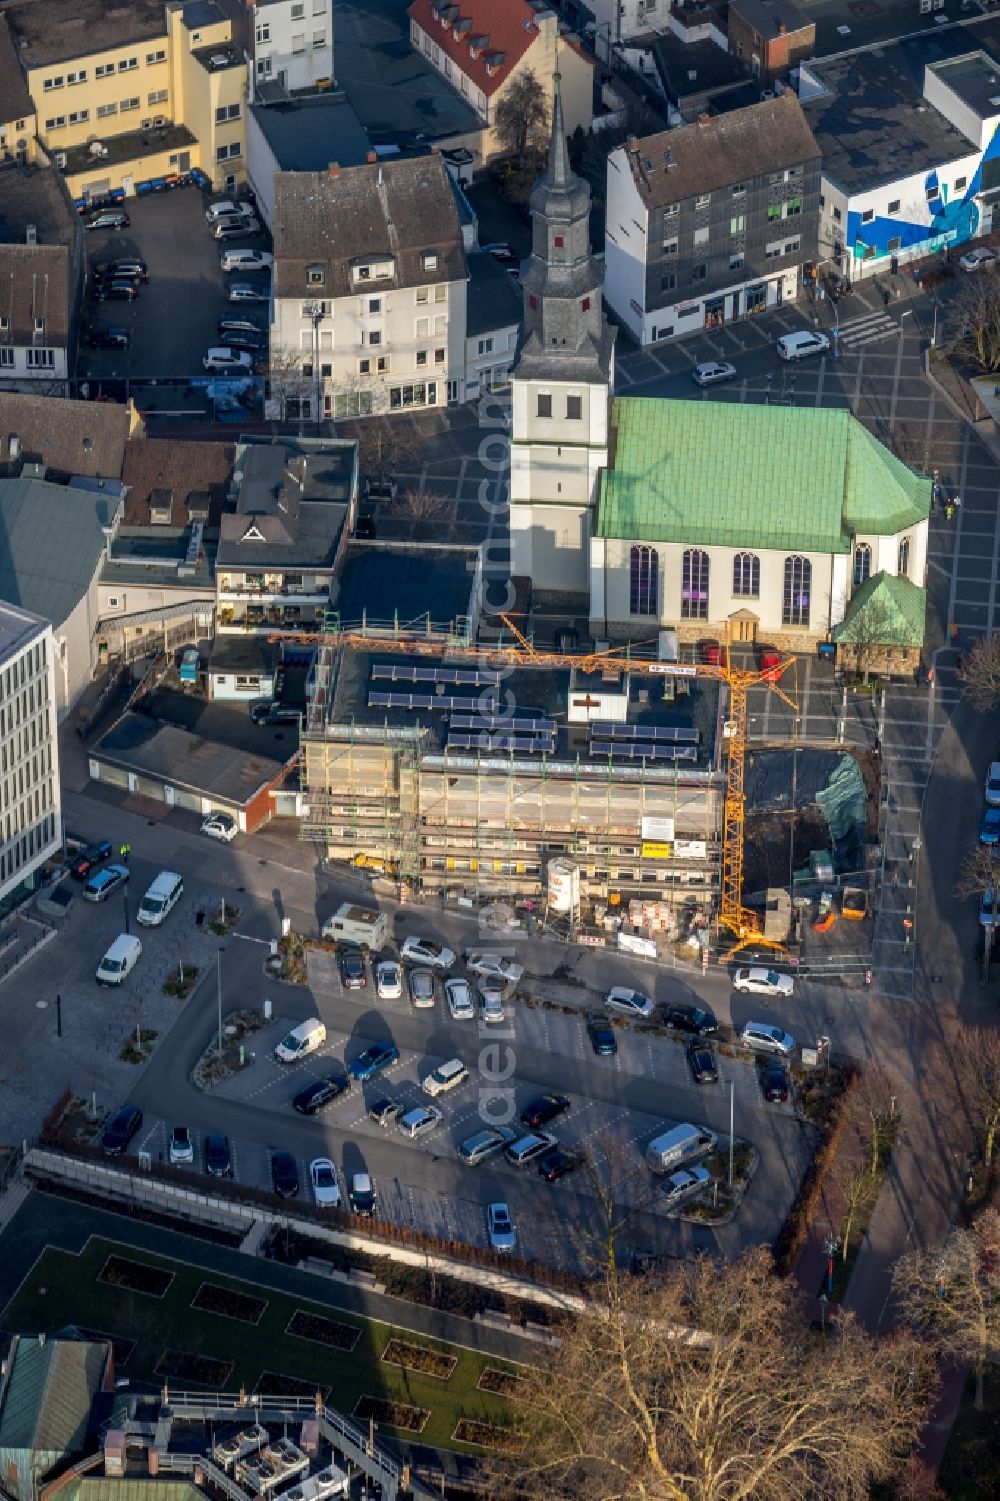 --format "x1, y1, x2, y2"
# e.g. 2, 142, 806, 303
0, 165, 79, 248
207, 635, 276, 673
333, 0, 482, 149
63, 124, 198, 176
0, 600, 47, 661
250, 94, 372, 172
5, 0, 167, 67
95, 710, 289, 805
192, 41, 243, 73
930, 50, 1000, 119
328, 650, 720, 769
651, 33, 749, 103
333, 545, 477, 635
